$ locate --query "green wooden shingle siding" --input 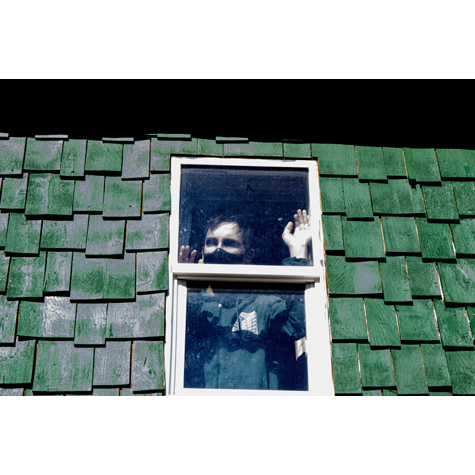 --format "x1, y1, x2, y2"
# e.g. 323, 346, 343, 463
1, 135, 475, 395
